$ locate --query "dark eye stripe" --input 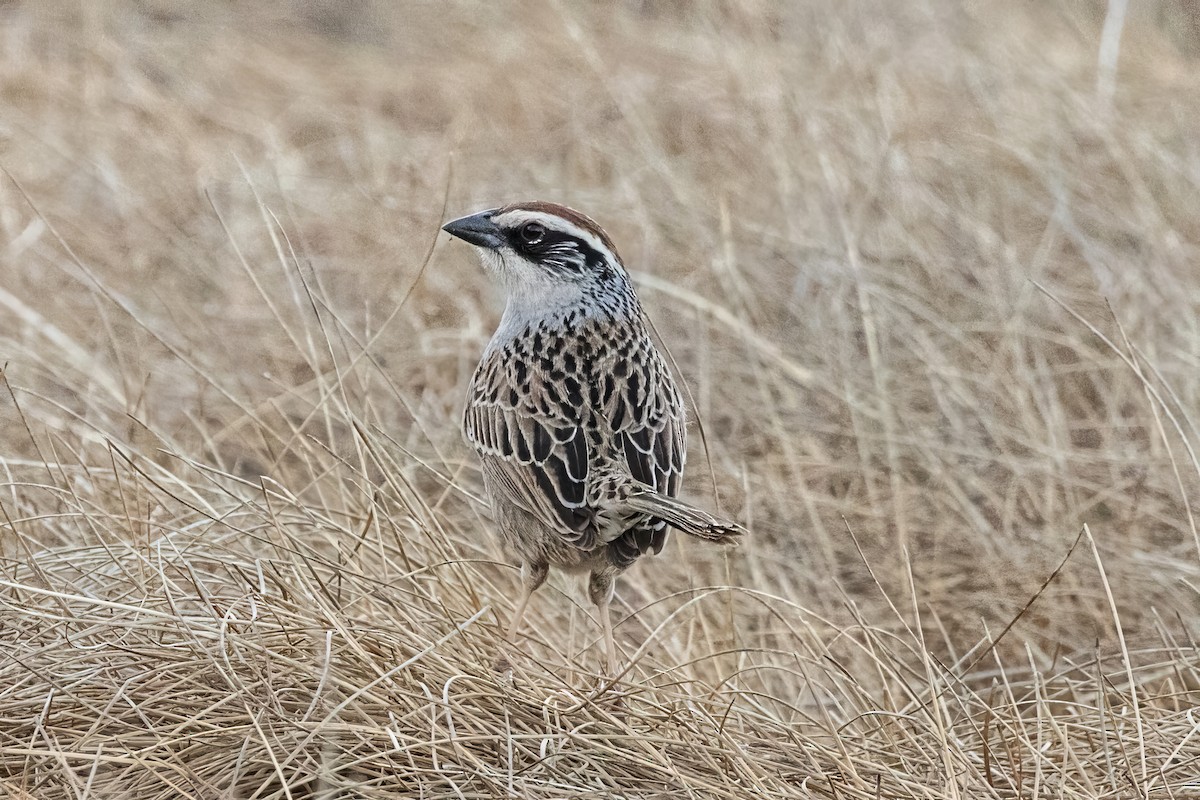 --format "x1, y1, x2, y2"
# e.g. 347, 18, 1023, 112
506, 227, 607, 274
497, 201, 622, 262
